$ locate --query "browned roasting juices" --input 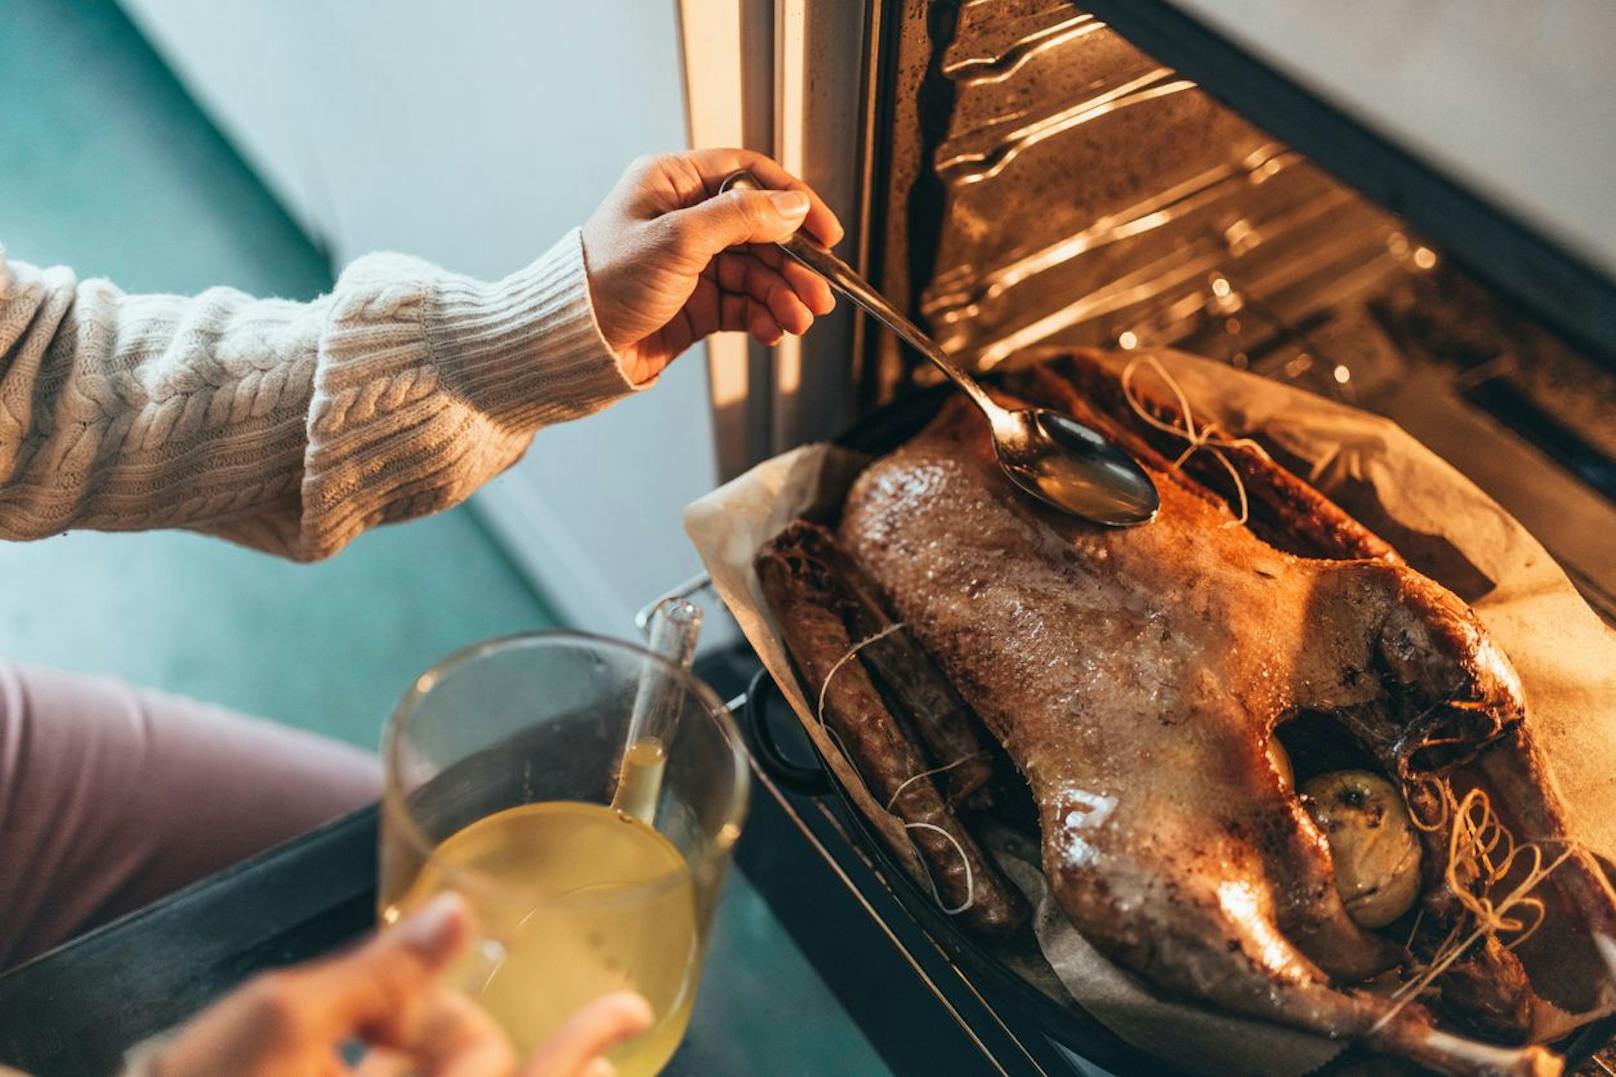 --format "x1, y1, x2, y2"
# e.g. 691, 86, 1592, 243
755, 352, 1616, 1075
